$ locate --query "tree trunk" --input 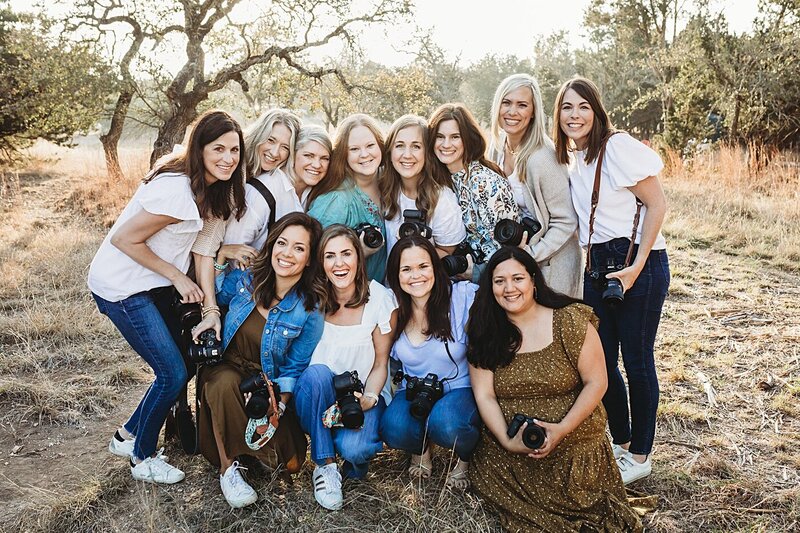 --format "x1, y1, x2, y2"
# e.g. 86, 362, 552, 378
730, 94, 741, 141
150, 110, 197, 167
100, 90, 134, 181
